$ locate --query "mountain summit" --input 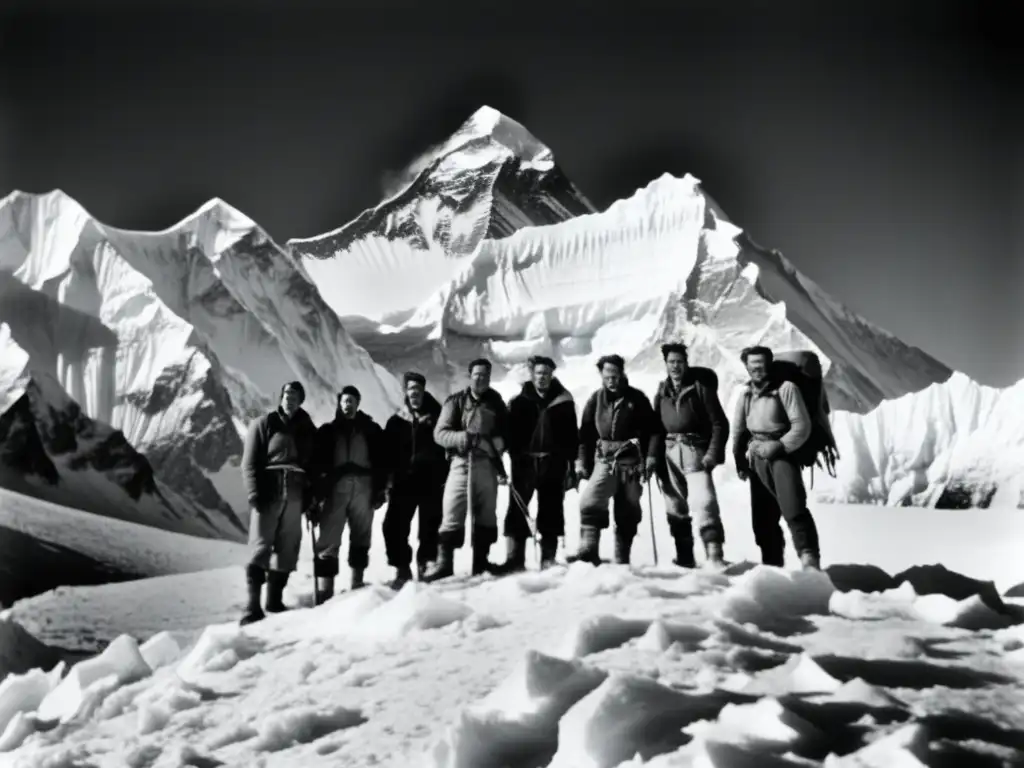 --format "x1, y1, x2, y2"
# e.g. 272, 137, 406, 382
287, 106, 596, 325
